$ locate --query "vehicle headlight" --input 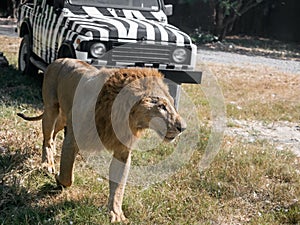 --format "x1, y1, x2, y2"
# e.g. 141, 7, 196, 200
172, 48, 187, 63
90, 43, 106, 58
